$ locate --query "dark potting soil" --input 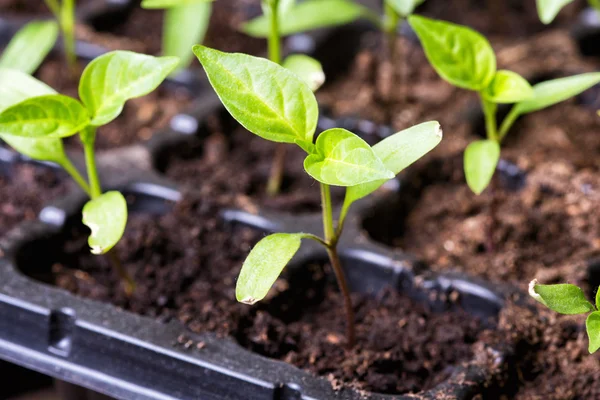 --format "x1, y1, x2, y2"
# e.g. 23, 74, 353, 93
45, 190, 489, 395
34, 57, 192, 151
161, 113, 343, 213
0, 163, 70, 238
